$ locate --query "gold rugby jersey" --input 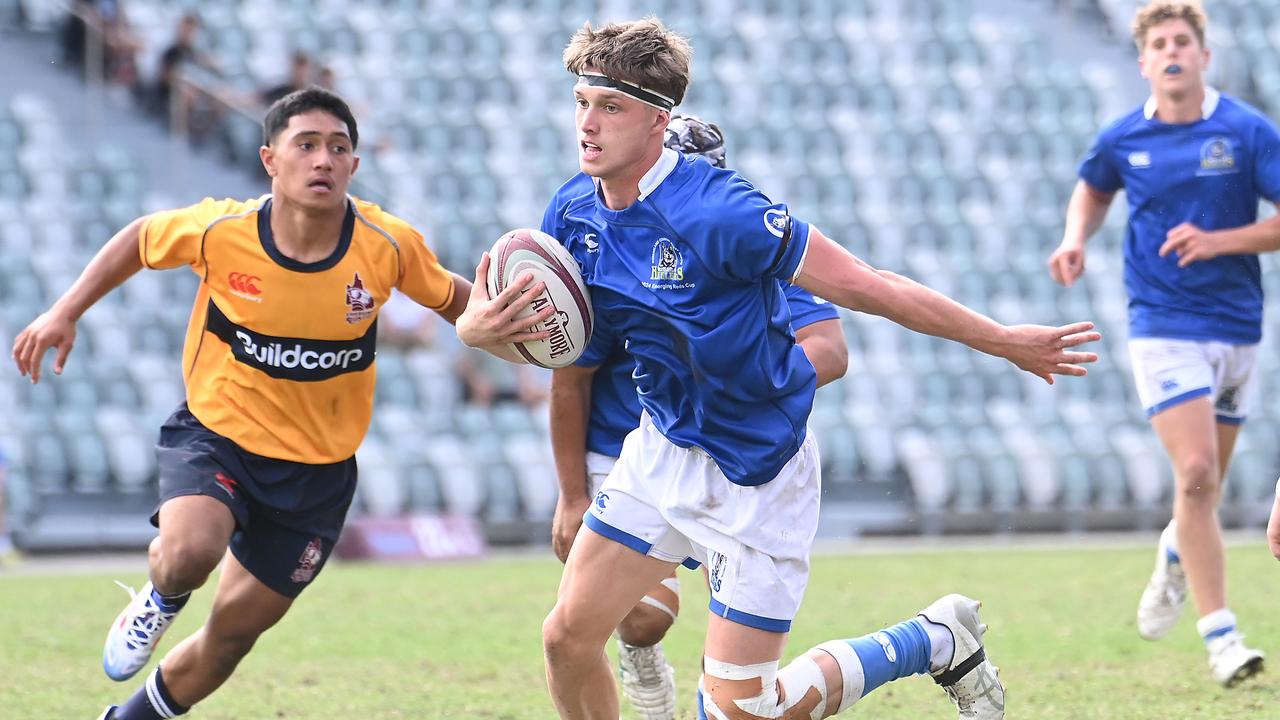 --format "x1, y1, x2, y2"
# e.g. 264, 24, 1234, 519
141, 195, 455, 463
